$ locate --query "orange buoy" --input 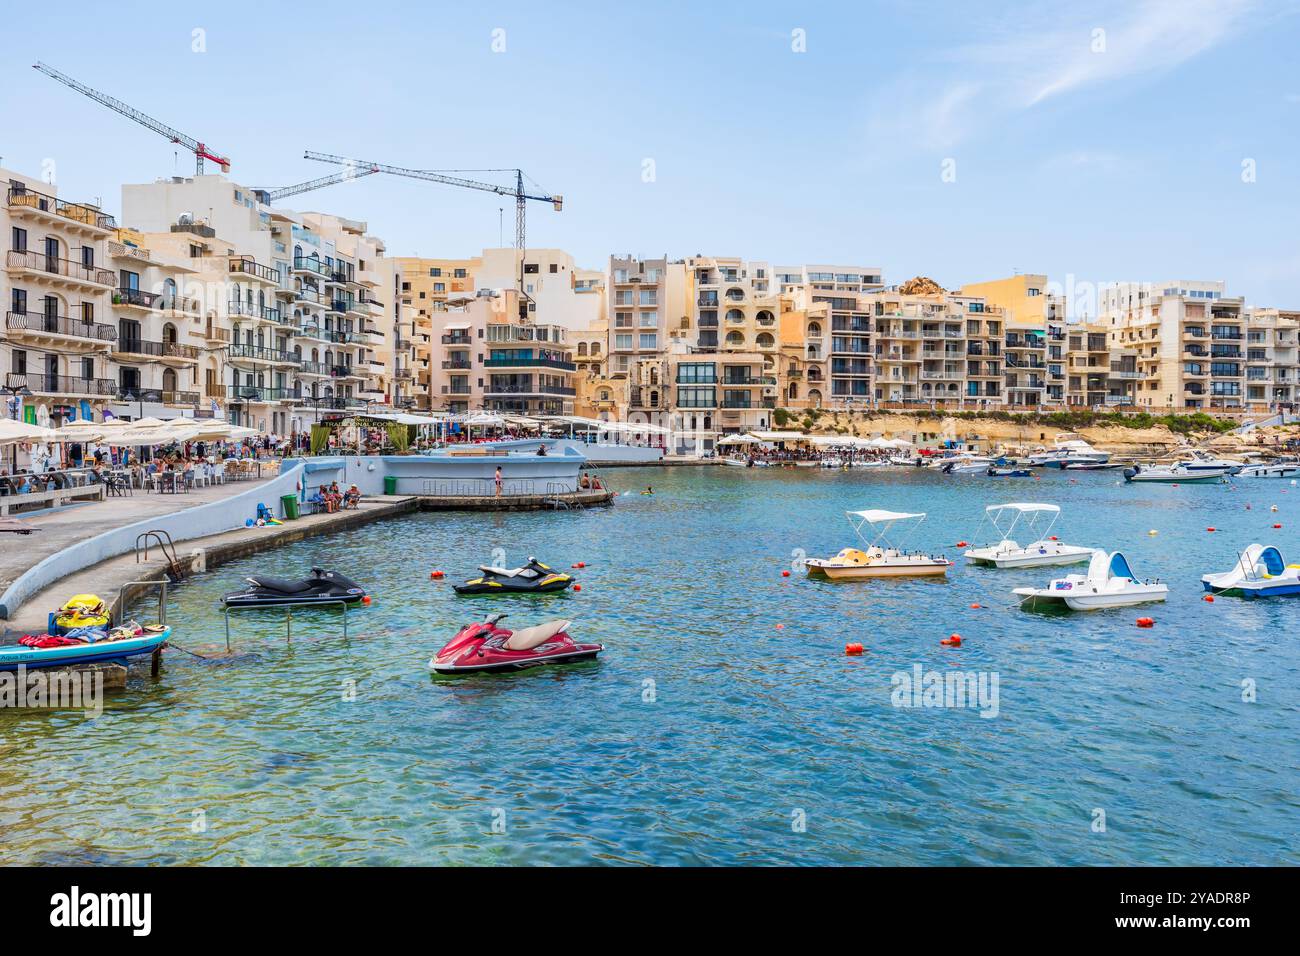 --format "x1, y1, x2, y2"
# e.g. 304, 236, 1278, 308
572, 584, 582, 592
940, 633, 962, 647
781, 570, 791, 577
956, 541, 969, 548
1135, 617, 1154, 628
775, 623, 785, 629
430, 570, 444, 579
362, 595, 372, 606
1204, 594, 1214, 603
1206, 527, 1216, 532
845, 642, 864, 656
1274, 523, 1283, 529
970, 603, 982, 609
1048, 535, 1058, 541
